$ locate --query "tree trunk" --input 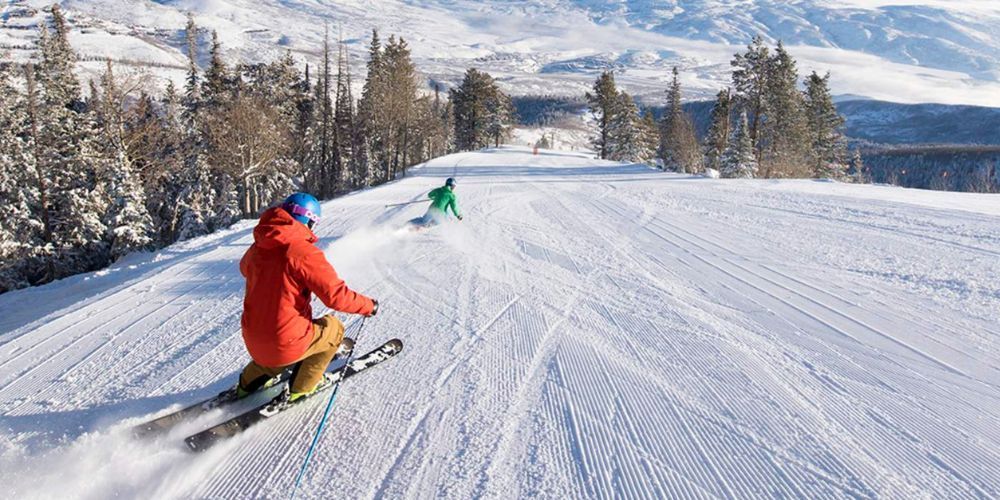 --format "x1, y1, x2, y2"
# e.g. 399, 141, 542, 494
24, 65, 55, 280
242, 176, 251, 217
